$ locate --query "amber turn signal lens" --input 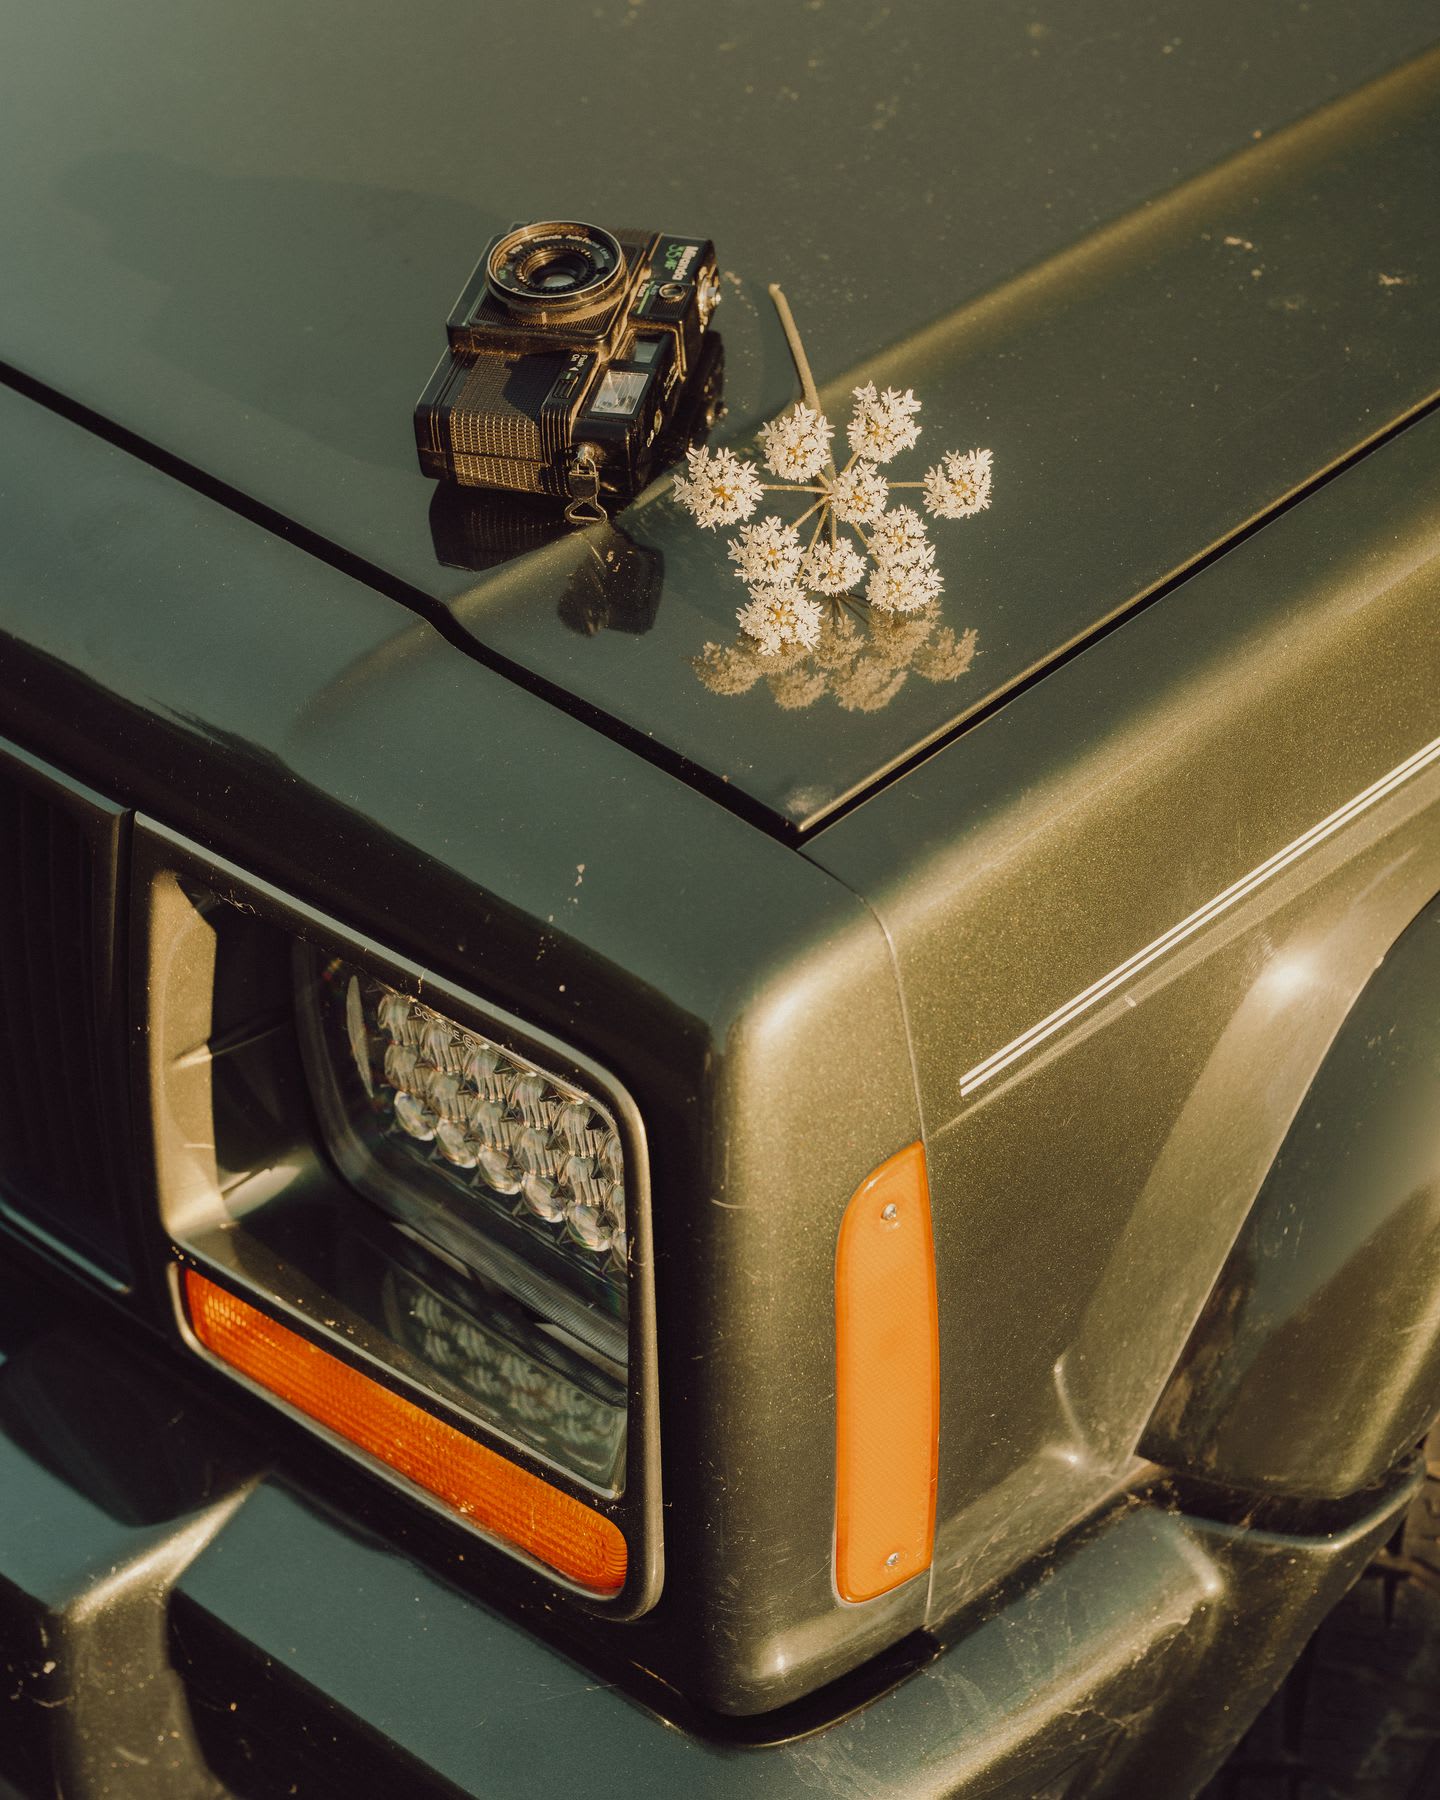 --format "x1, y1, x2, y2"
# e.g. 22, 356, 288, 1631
834, 1142, 939, 1603
183, 1270, 627, 1595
